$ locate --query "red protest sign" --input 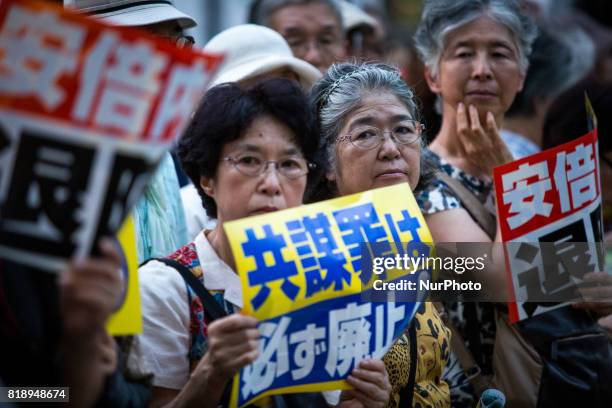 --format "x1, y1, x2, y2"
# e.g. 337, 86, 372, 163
494, 129, 603, 322
0, 0, 222, 271
0, 0, 222, 143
